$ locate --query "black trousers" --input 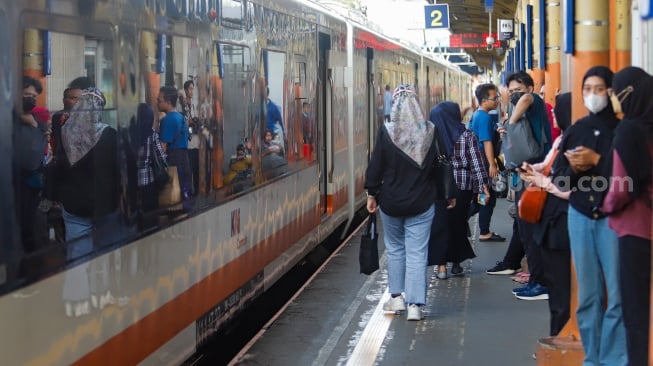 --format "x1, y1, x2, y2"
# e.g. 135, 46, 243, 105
538, 244, 571, 336
619, 235, 650, 366
502, 218, 526, 269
